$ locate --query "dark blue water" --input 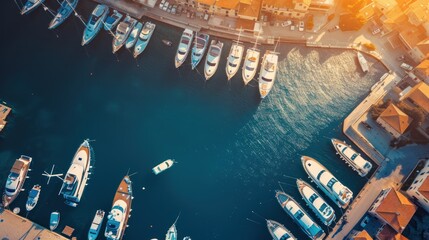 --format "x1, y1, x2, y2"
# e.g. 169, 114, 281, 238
1, 2, 387, 239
